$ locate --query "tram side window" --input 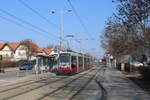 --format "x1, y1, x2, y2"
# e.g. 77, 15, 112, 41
86, 58, 90, 65
79, 56, 83, 67
84, 58, 87, 65
71, 56, 77, 68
